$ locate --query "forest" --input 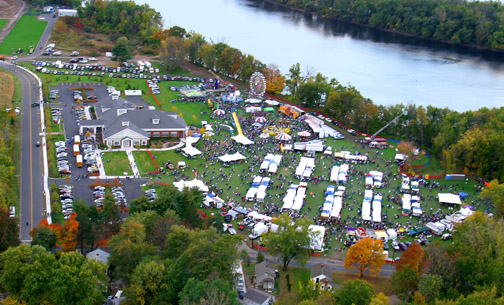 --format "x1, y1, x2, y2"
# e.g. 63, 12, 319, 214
270, 0, 504, 51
